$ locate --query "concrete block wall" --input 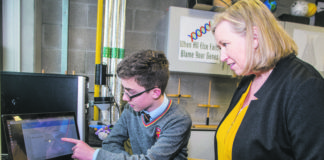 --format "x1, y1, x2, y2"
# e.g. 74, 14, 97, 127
42, 0, 311, 125
39, 0, 239, 125
41, 0, 98, 84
